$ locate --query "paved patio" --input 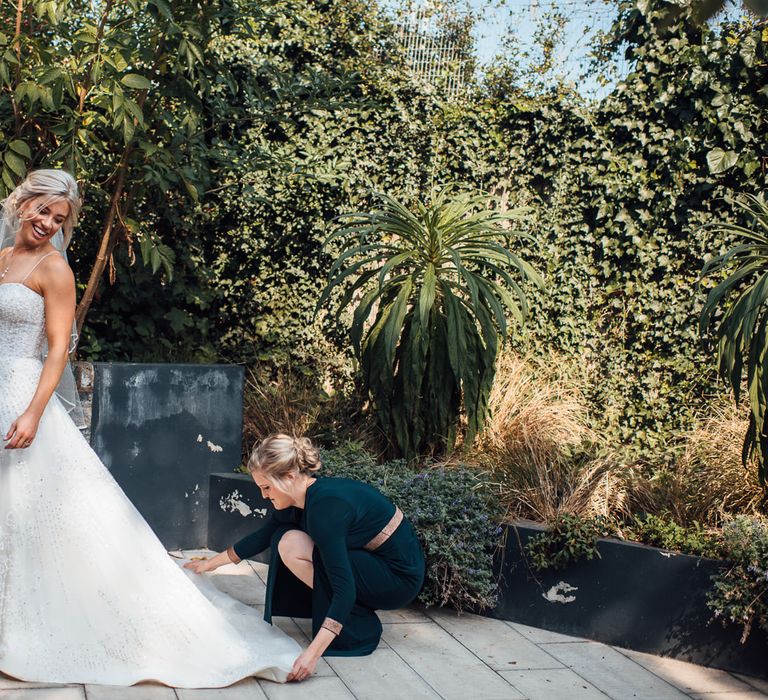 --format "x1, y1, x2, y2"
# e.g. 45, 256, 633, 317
2, 551, 766, 700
